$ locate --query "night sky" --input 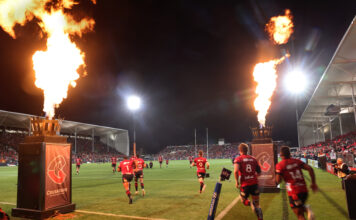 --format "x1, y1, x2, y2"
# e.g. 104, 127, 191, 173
0, 0, 356, 153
